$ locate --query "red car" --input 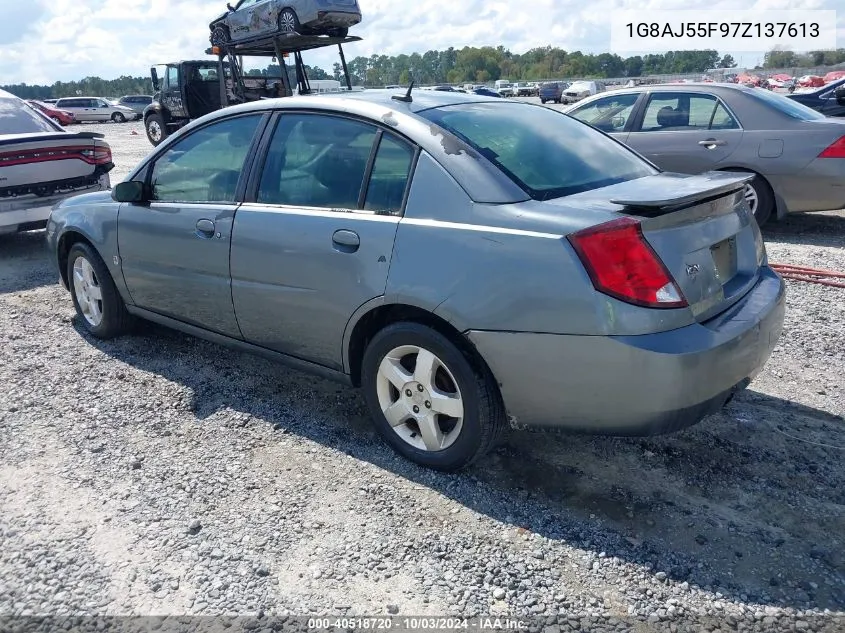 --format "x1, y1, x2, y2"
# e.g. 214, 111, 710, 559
26, 100, 75, 126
